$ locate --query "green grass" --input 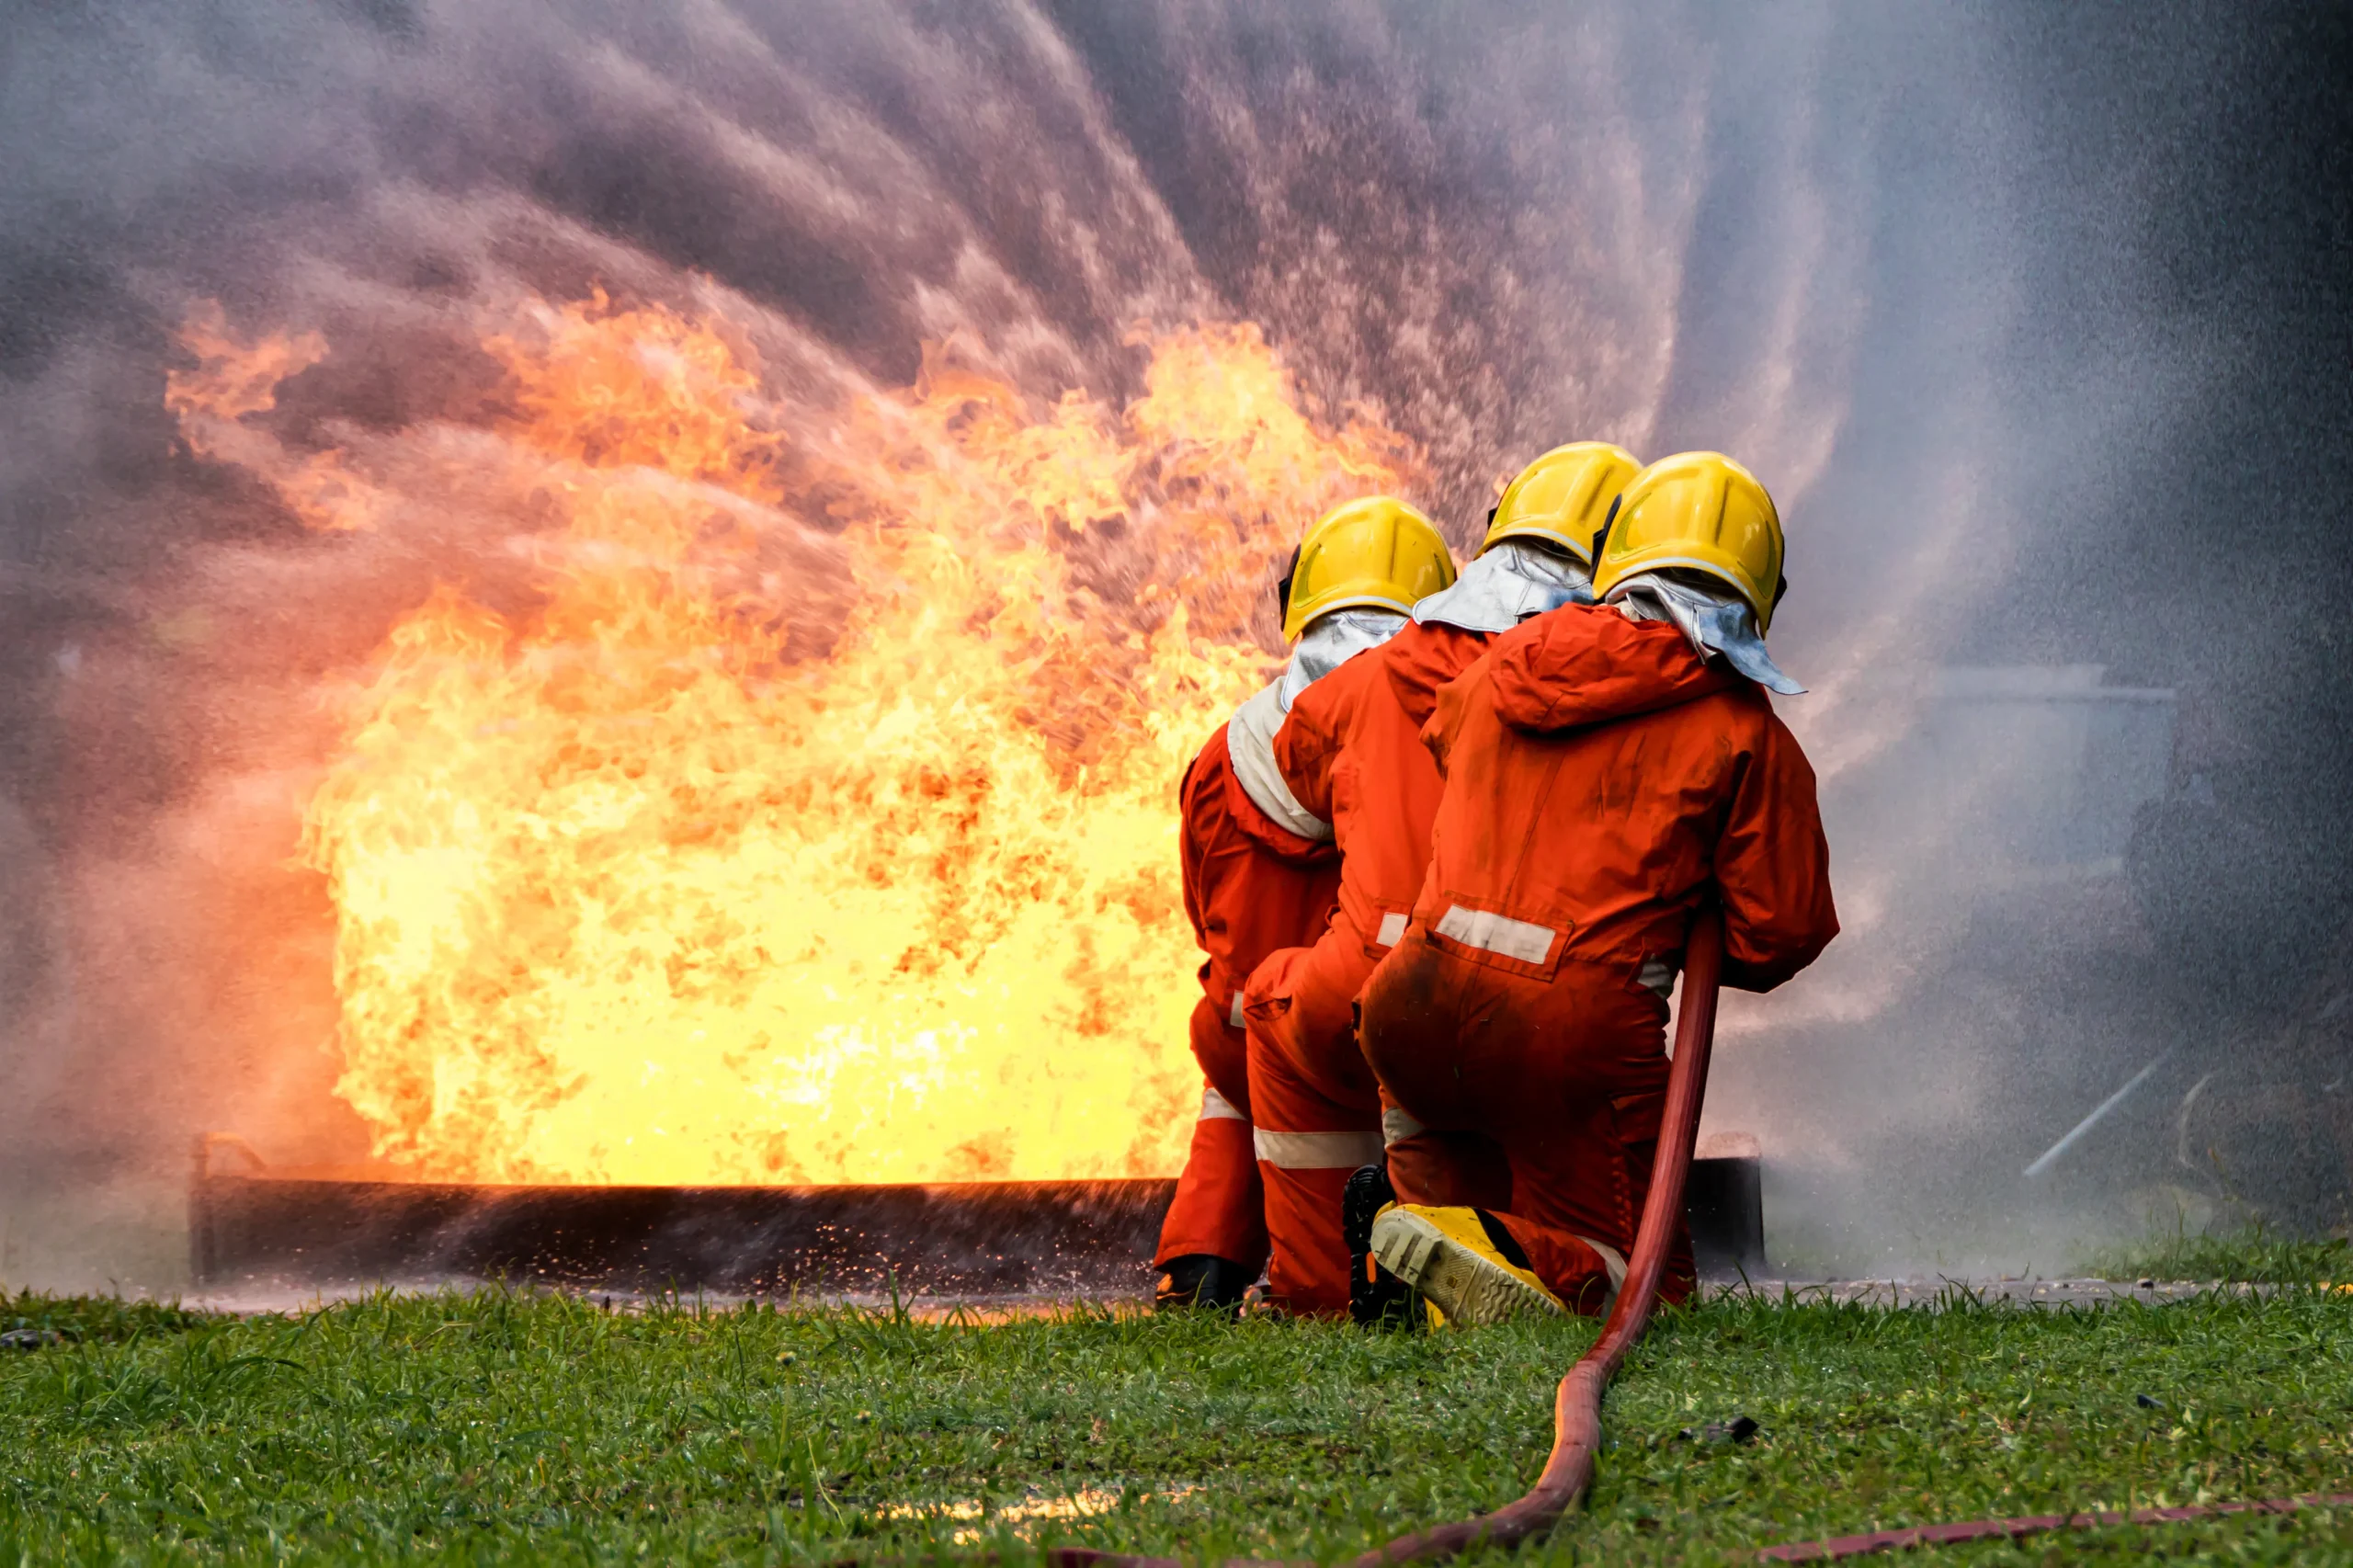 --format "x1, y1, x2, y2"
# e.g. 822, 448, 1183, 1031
2086, 1224, 2353, 1286
5, 1283, 2353, 1564
4, 1292, 218, 1348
